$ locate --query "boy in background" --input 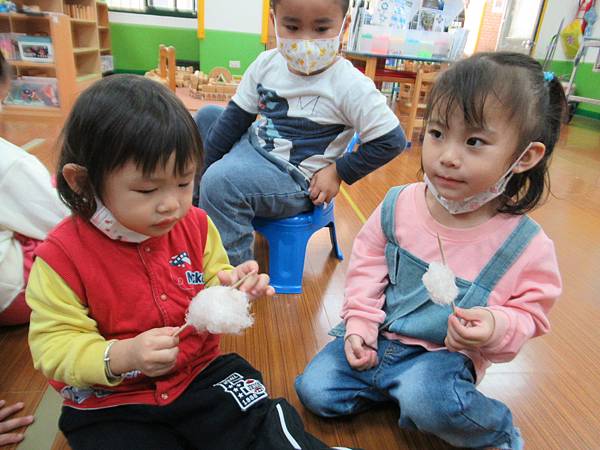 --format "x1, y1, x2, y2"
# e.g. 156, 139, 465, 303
196, 0, 406, 265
